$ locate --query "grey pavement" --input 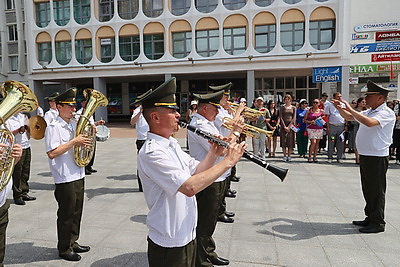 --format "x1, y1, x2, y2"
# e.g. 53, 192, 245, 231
4, 135, 400, 266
